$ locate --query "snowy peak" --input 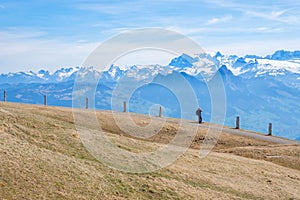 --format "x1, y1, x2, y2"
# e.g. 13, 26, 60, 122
37, 69, 51, 80
51, 67, 81, 82
75, 66, 102, 82
244, 55, 262, 59
218, 65, 234, 77
169, 53, 196, 68
0, 67, 82, 83
213, 50, 300, 78
214, 51, 223, 58
0, 70, 43, 84
266, 50, 300, 60
1, 50, 300, 84
101, 65, 125, 82
168, 53, 219, 80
